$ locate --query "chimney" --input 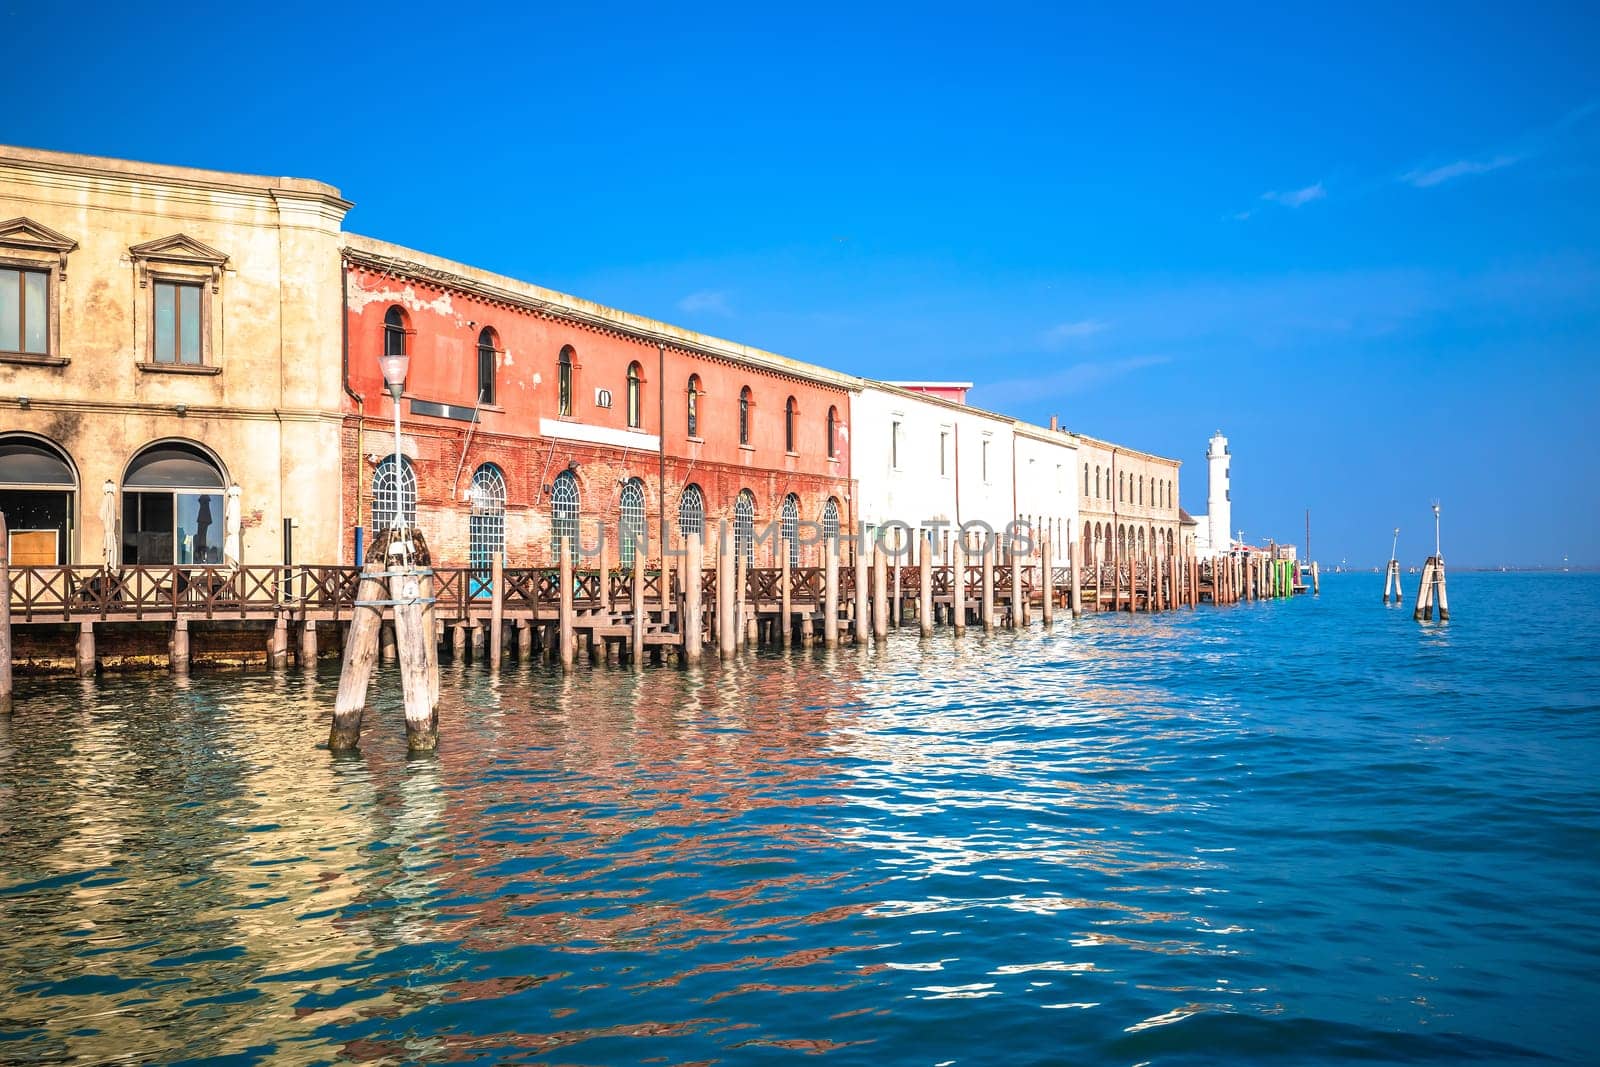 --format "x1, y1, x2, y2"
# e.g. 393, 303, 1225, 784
1048, 414, 1059, 431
